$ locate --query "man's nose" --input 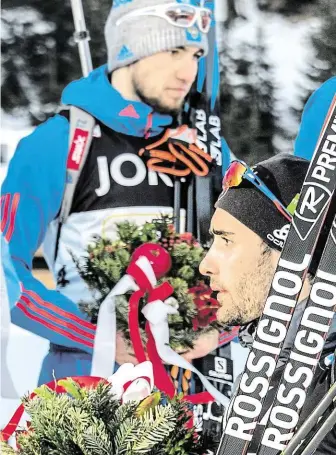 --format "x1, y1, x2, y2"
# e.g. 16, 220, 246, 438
199, 251, 217, 277
175, 60, 198, 84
